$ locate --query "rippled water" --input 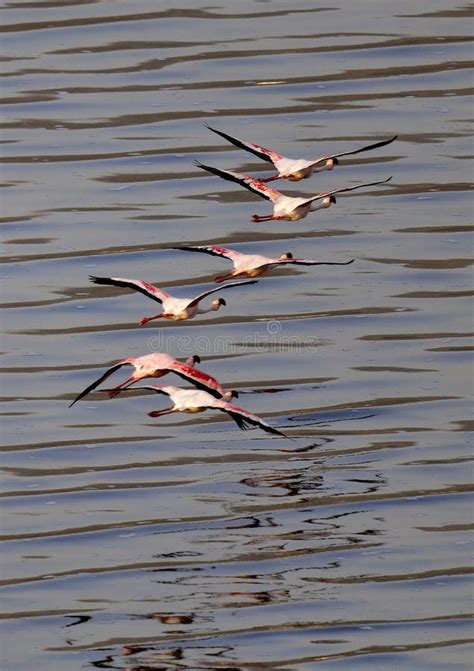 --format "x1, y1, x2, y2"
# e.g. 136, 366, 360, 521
1, 1, 473, 669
